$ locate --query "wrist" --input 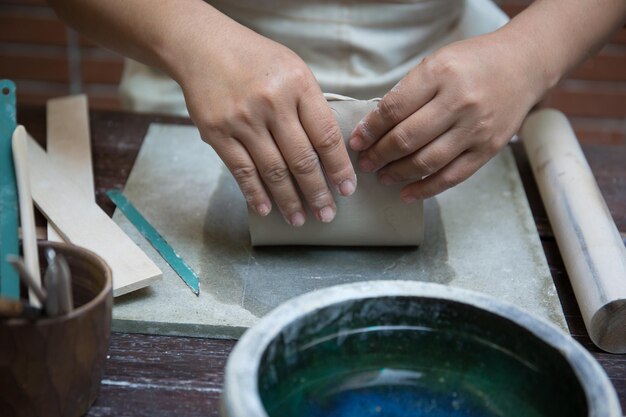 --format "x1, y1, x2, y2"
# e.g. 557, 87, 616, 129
152, 3, 235, 84
494, 22, 562, 104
